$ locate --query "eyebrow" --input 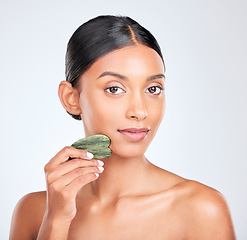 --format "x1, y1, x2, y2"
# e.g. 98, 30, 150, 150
97, 71, 165, 81
97, 71, 127, 80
